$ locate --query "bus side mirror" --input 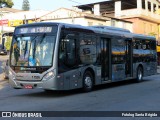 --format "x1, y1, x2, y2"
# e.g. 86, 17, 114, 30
2, 38, 6, 49
6, 60, 9, 66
